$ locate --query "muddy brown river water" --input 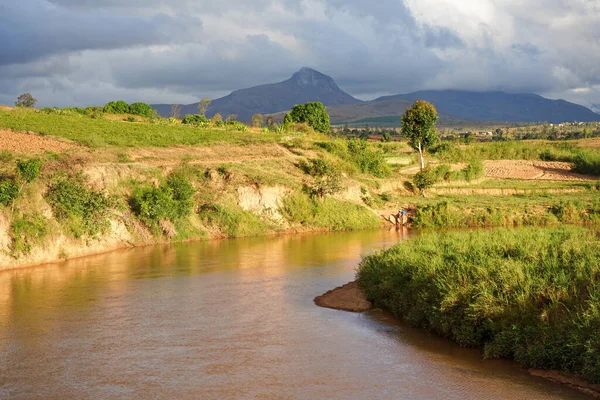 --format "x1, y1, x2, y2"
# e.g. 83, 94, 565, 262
0, 229, 590, 399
